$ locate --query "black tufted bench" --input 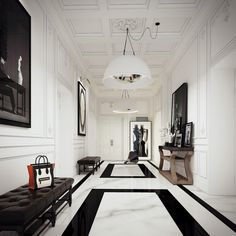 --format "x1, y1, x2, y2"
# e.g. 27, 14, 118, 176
0, 177, 74, 235
77, 156, 101, 174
